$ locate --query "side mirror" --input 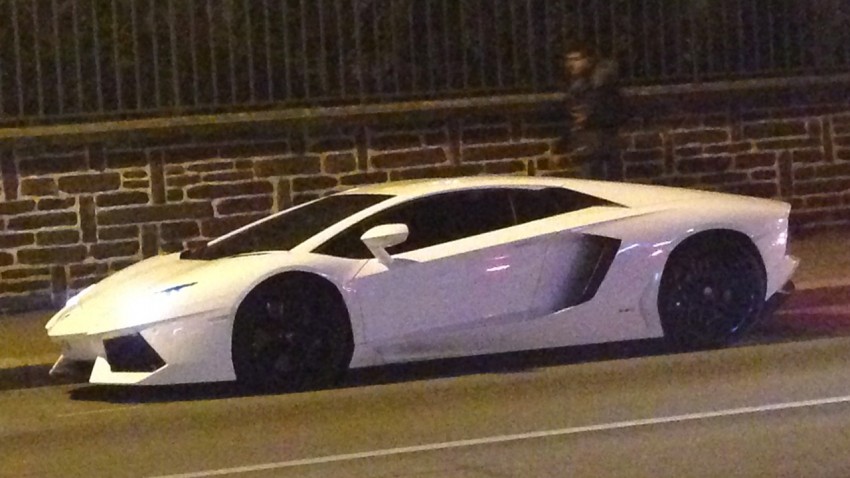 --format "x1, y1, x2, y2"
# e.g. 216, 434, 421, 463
360, 224, 409, 265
